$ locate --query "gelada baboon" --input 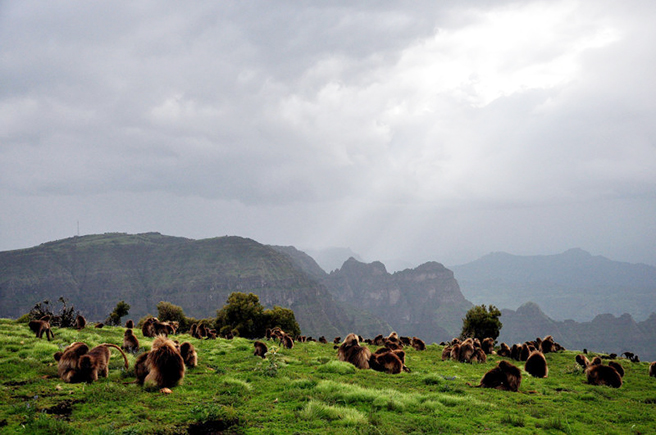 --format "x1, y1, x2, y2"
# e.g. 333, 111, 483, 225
608, 361, 624, 378
142, 317, 156, 338
54, 342, 90, 383
254, 341, 268, 359
29, 317, 54, 341
470, 360, 522, 392
54, 342, 128, 383
649, 361, 656, 378
450, 344, 461, 361
497, 342, 511, 358
78, 343, 129, 383
481, 337, 495, 355
369, 350, 404, 374
337, 333, 371, 370
153, 320, 175, 336
576, 354, 591, 369
459, 341, 475, 363
333, 337, 341, 344
471, 347, 487, 363
135, 336, 185, 389
441, 346, 452, 361
75, 315, 87, 329
586, 364, 622, 388
281, 334, 294, 349
94, 323, 104, 328
525, 350, 548, 378
411, 337, 426, 351
540, 335, 555, 353
319, 336, 327, 344
123, 329, 140, 353
125, 319, 134, 329
179, 342, 197, 368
